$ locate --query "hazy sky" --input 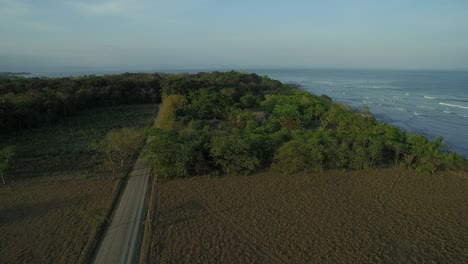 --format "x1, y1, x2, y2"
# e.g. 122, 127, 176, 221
1, 0, 468, 71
